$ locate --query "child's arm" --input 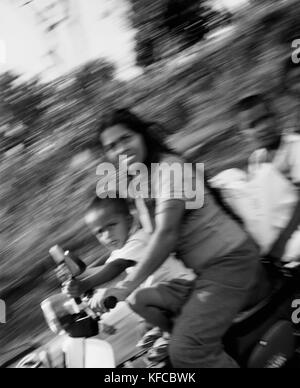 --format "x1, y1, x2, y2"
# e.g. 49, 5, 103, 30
86, 259, 136, 288
66, 259, 136, 297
